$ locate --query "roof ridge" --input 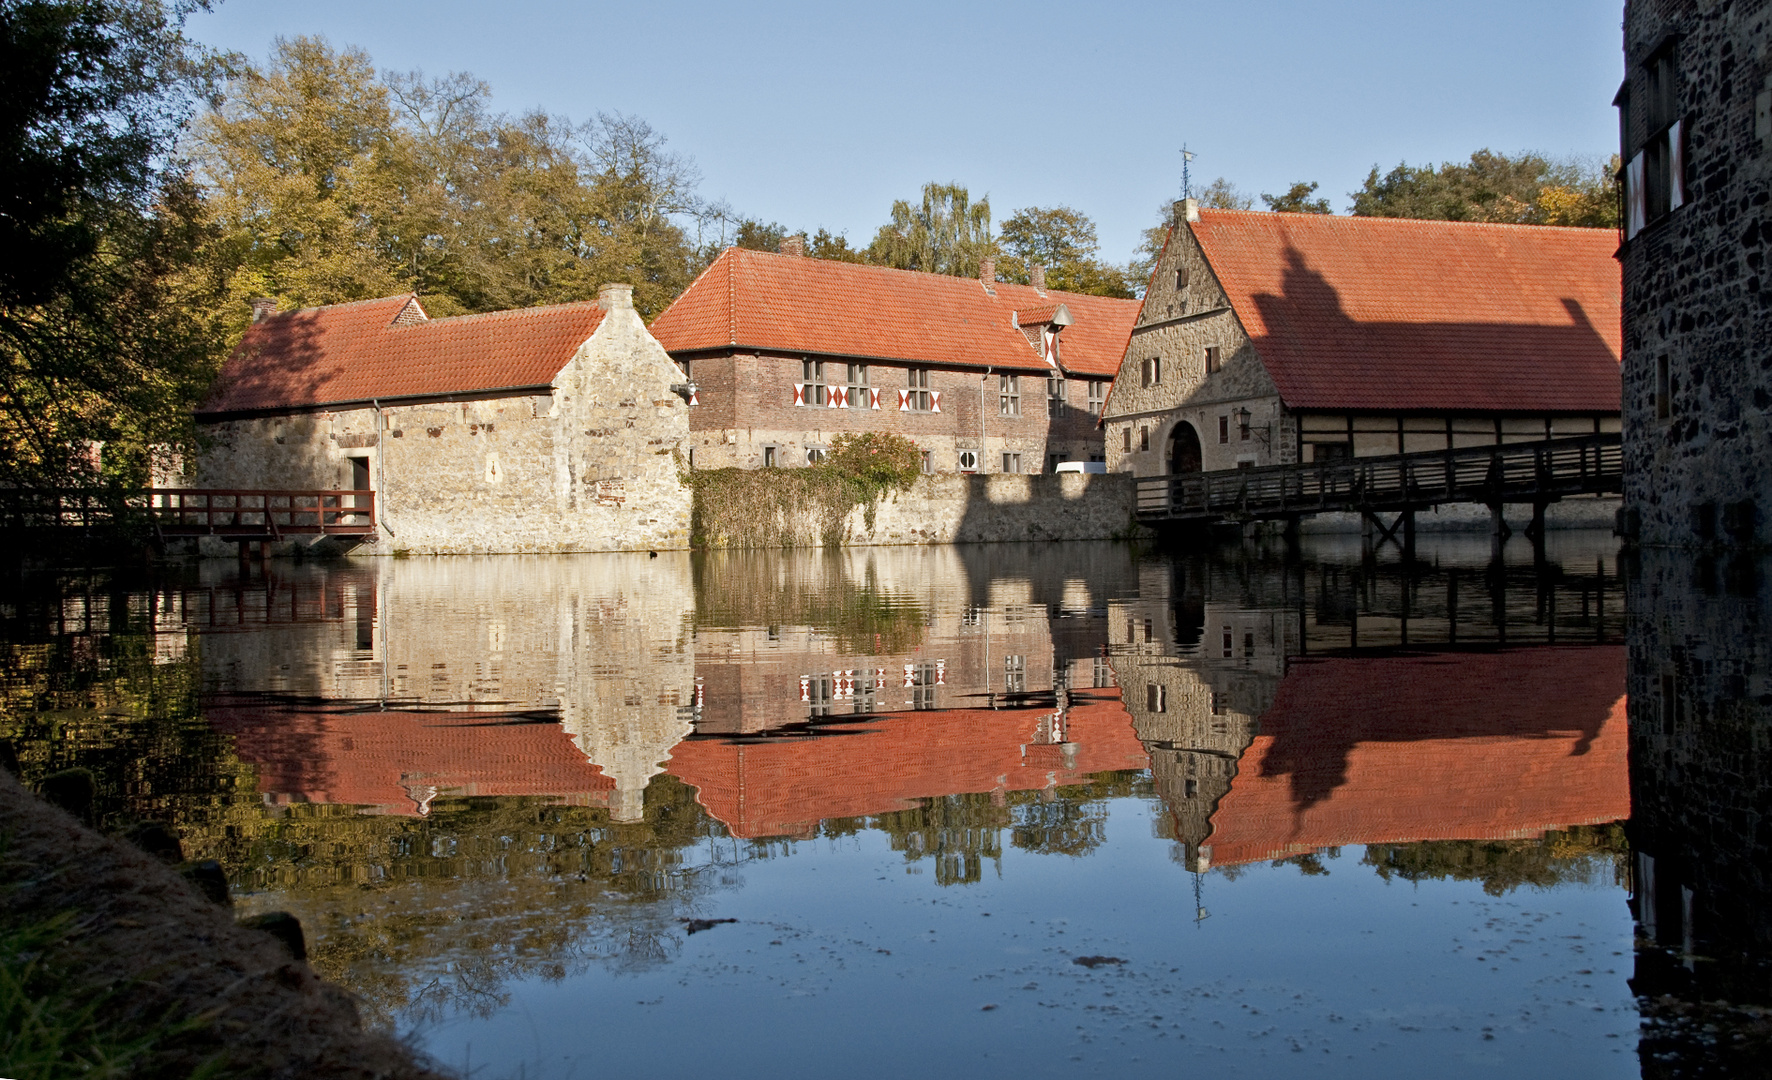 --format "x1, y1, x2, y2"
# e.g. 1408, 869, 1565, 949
264, 293, 416, 319
1198, 208, 1621, 236
409, 300, 605, 327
